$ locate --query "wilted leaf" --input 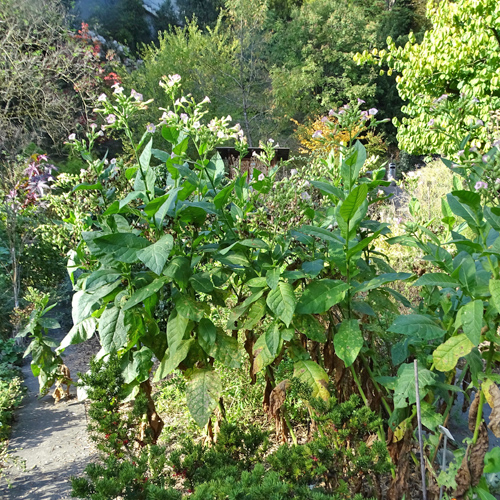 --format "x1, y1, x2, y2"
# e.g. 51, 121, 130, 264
486, 382, 500, 438
293, 360, 329, 400
269, 380, 291, 417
